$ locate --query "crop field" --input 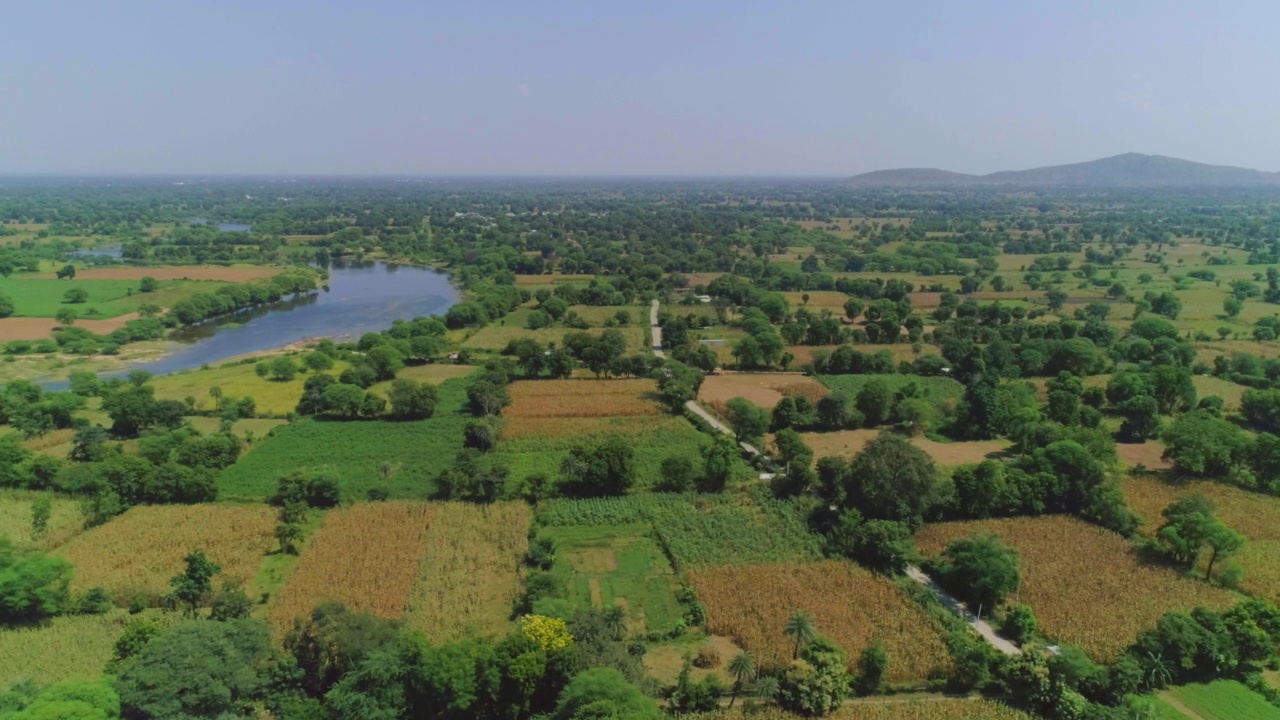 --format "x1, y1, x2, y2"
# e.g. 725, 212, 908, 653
1156, 680, 1280, 719
506, 378, 663, 418
406, 502, 530, 641
914, 516, 1238, 660
460, 320, 647, 352
698, 372, 828, 411
493, 416, 714, 491
796, 429, 1009, 465
366, 363, 475, 397
501, 413, 685, 441
816, 374, 965, 409
689, 561, 952, 682
704, 699, 1035, 720
544, 524, 684, 635
0, 490, 85, 550
0, 611, 178, 687
57, 504, 276, 604
57, 266, 278, 282
151, 359, 350, 415
218, 379, 470, 499
1123, 474, 1280, 601
268, 502, 434, 631
781, 291, 850, 308
538, 494, 821, 567
1190, 374, 1250, 410
0, 314, 149, 341
0, 275, 232, 319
